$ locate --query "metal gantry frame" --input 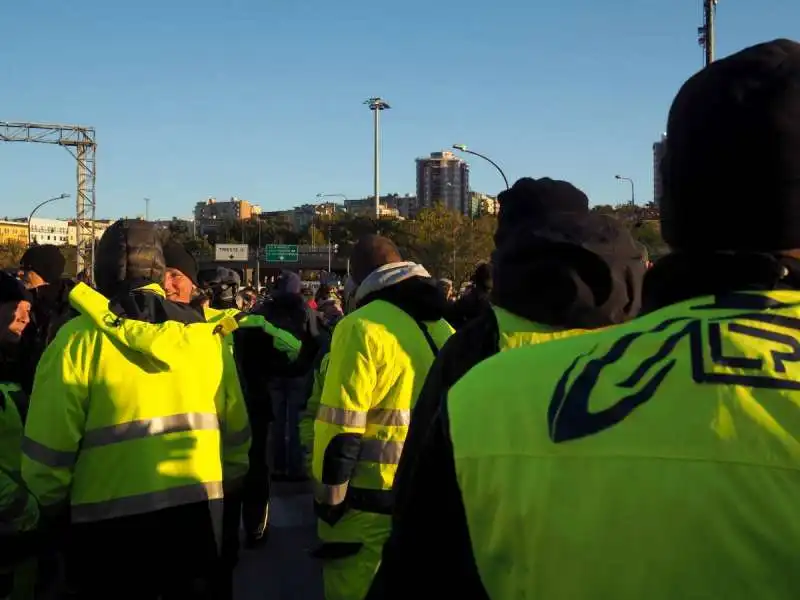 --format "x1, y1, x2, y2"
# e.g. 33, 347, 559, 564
0, 121, 97, 276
